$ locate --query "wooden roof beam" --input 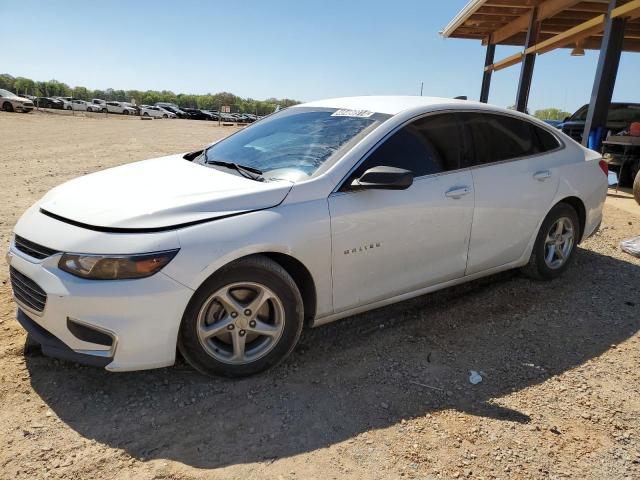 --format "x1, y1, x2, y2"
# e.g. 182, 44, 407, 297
524, 13, 605, 54
612, 0, 640, 21
485, 51, 524, 71
486, 12, 605, 71
486, 0, 584, 44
